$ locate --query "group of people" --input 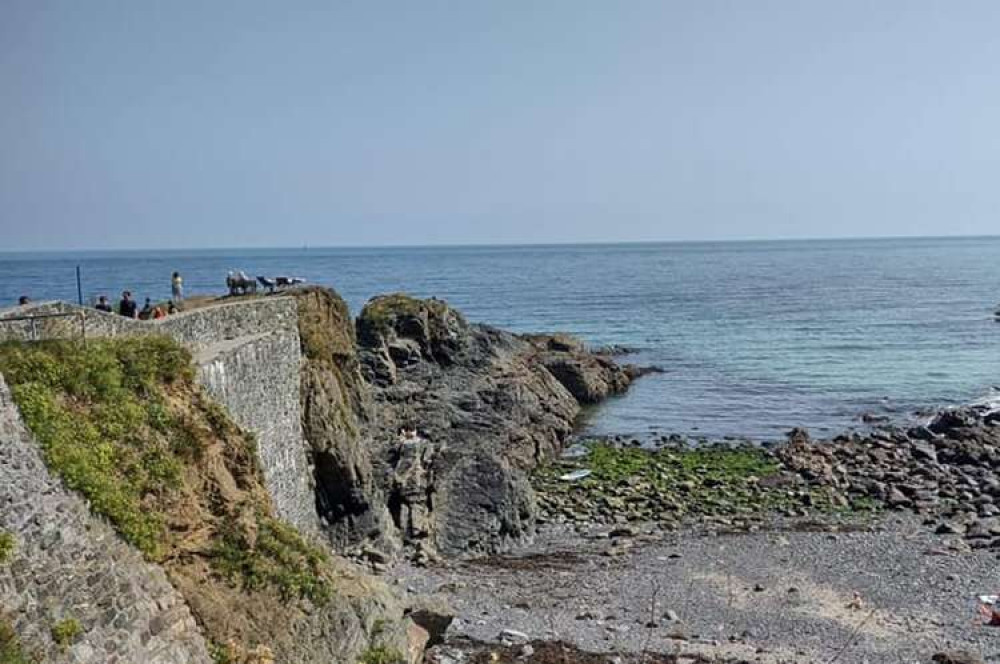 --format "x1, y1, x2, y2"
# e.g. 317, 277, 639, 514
15, 273, 185, 317
94, 272, 184, 320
